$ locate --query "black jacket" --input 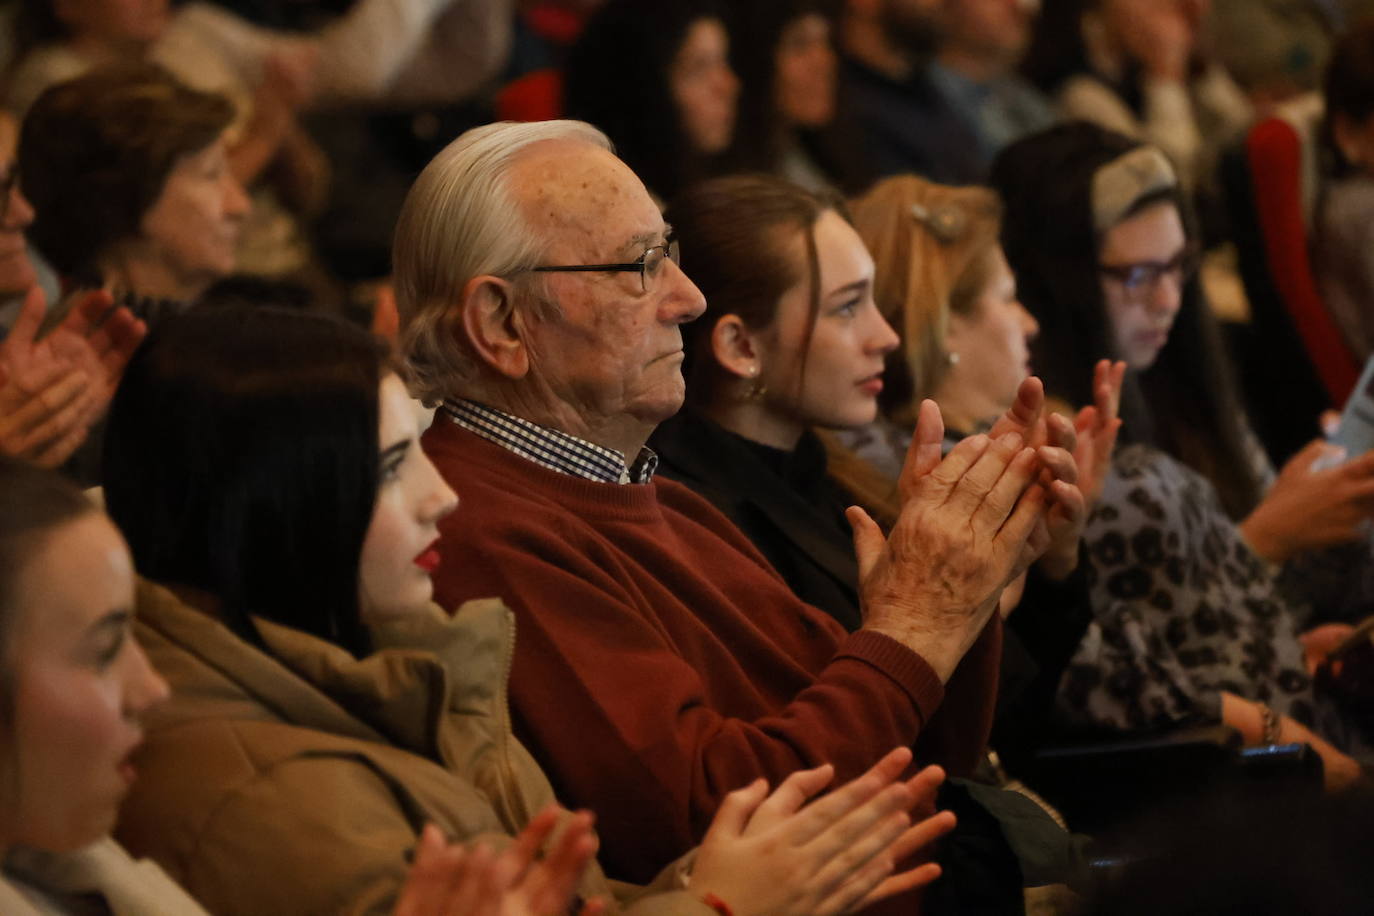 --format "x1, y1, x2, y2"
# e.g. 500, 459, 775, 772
651, 411, 863, 632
